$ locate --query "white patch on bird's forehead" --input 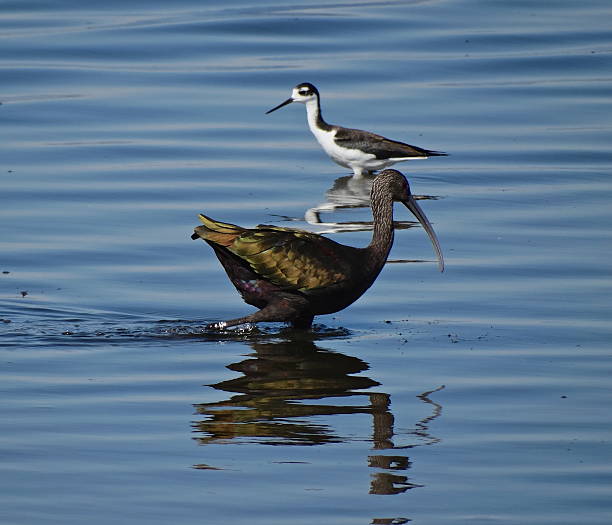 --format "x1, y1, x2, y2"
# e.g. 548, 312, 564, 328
295, 86, 312, 96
